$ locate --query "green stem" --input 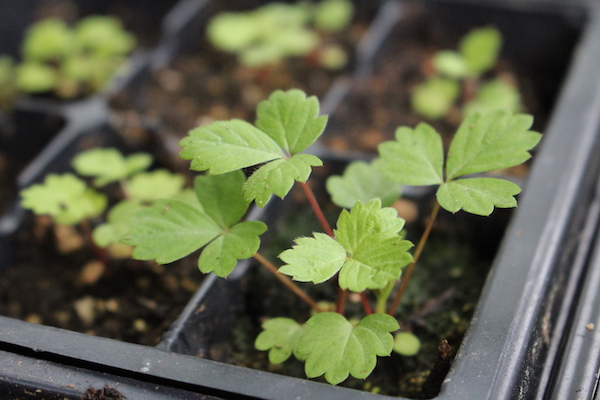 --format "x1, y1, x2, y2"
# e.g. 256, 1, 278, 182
387, 201, 440, 316
253, 252, 323, 313
375, 281, 395, 314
